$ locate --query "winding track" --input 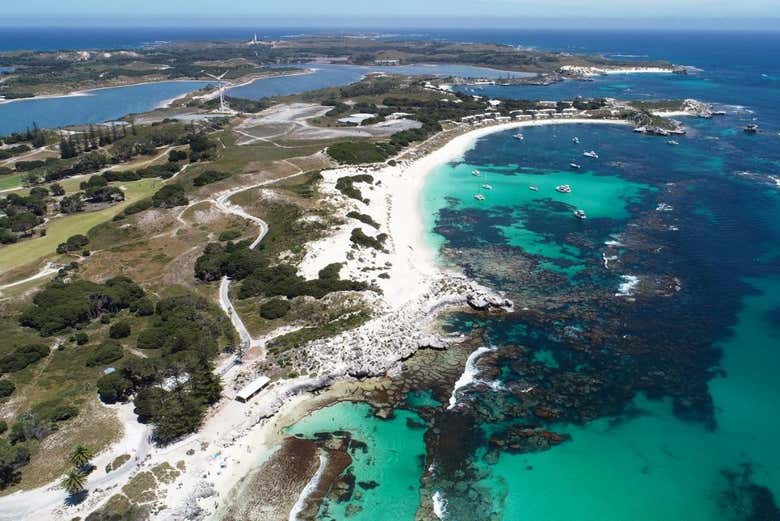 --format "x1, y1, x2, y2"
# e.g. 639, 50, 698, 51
0, 167, 307, 520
